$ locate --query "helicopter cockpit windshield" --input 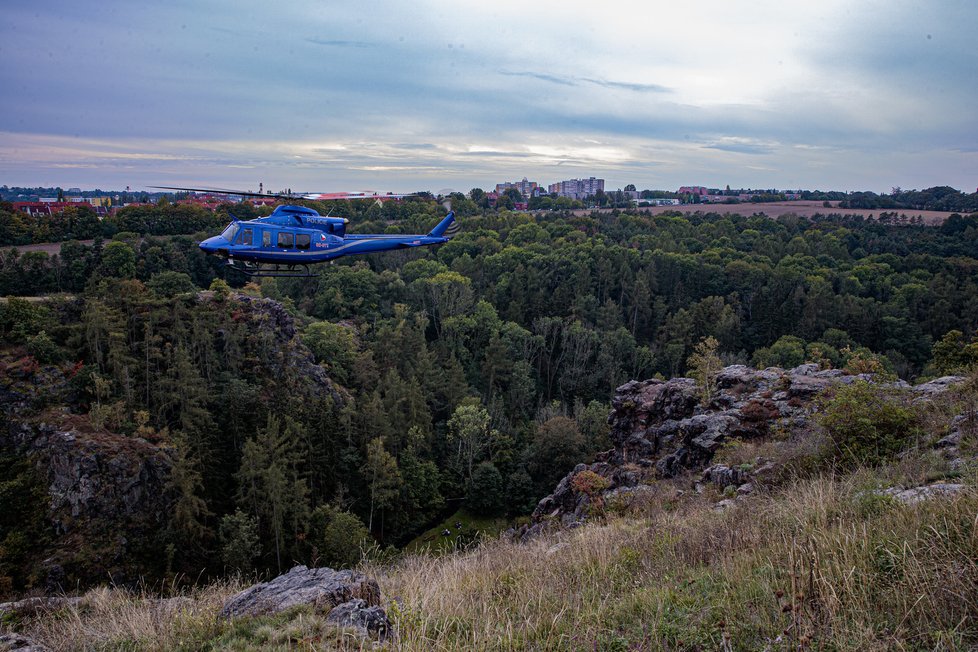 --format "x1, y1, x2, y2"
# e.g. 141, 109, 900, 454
222, 223, 240, 243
